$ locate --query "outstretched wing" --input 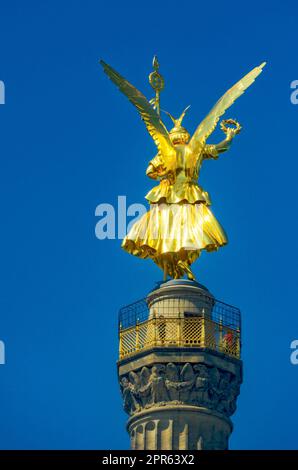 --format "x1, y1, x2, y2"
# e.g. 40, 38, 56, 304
189, 62, 266, 154
100, 60, 175, 162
